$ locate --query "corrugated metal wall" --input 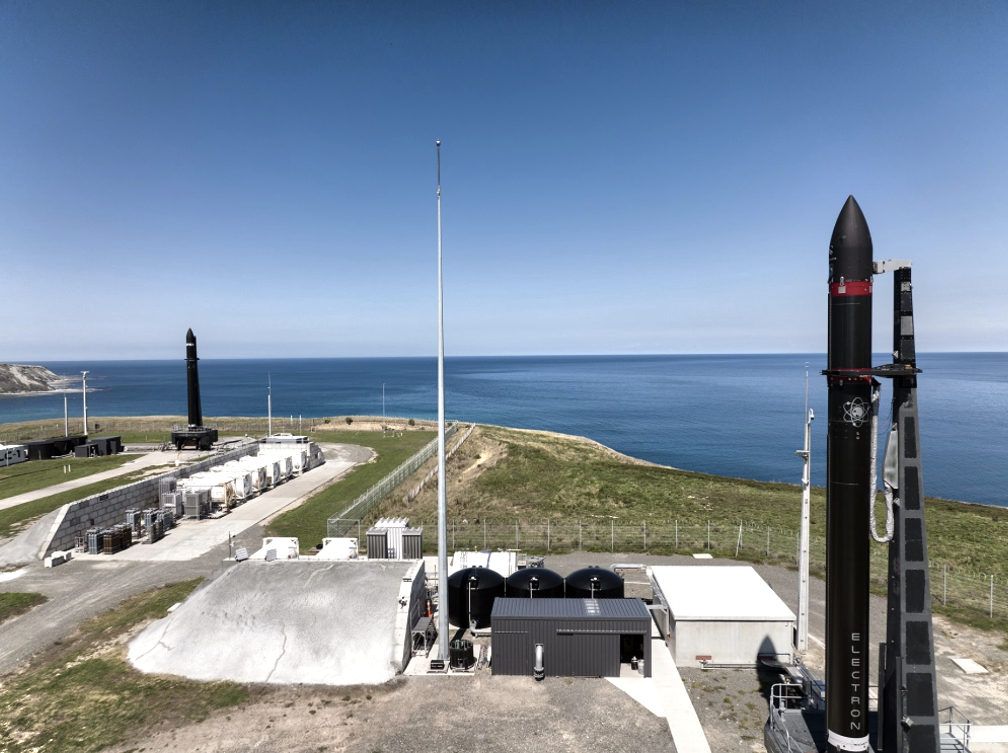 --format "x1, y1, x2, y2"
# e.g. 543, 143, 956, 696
491, 598, 651, 678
